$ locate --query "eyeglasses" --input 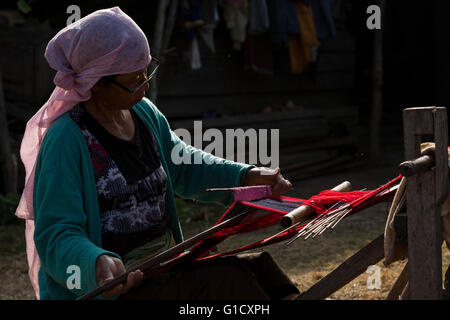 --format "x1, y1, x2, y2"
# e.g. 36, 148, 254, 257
109, 57, 160, 94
